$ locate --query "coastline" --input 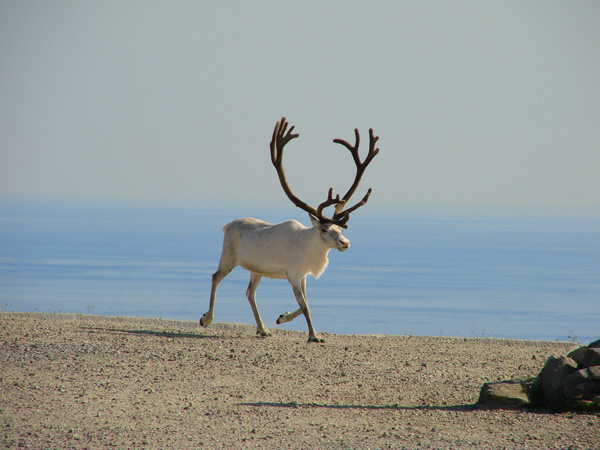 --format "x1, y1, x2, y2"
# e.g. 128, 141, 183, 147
4, 311, 579, 346
2, 312, 597, 449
